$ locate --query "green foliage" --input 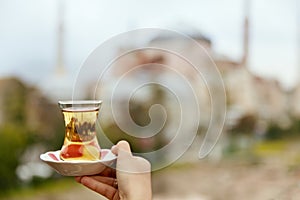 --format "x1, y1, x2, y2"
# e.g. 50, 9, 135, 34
0, 78, 65, 193
285, 118, 300, 137
0, 124, 28, 191
264, 123, 283, 140
224, 138, 240, 155
0, 78, 29, 191
0, 178, 75, 199
264, 118, 300, 140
